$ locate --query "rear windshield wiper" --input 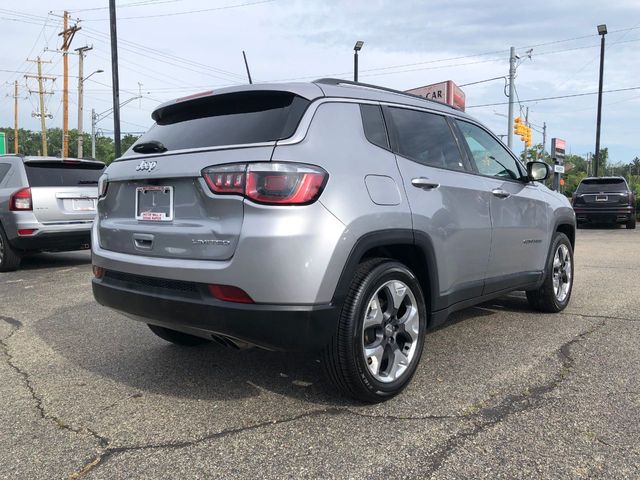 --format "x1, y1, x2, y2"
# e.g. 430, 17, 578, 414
132, 140, 167, 154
